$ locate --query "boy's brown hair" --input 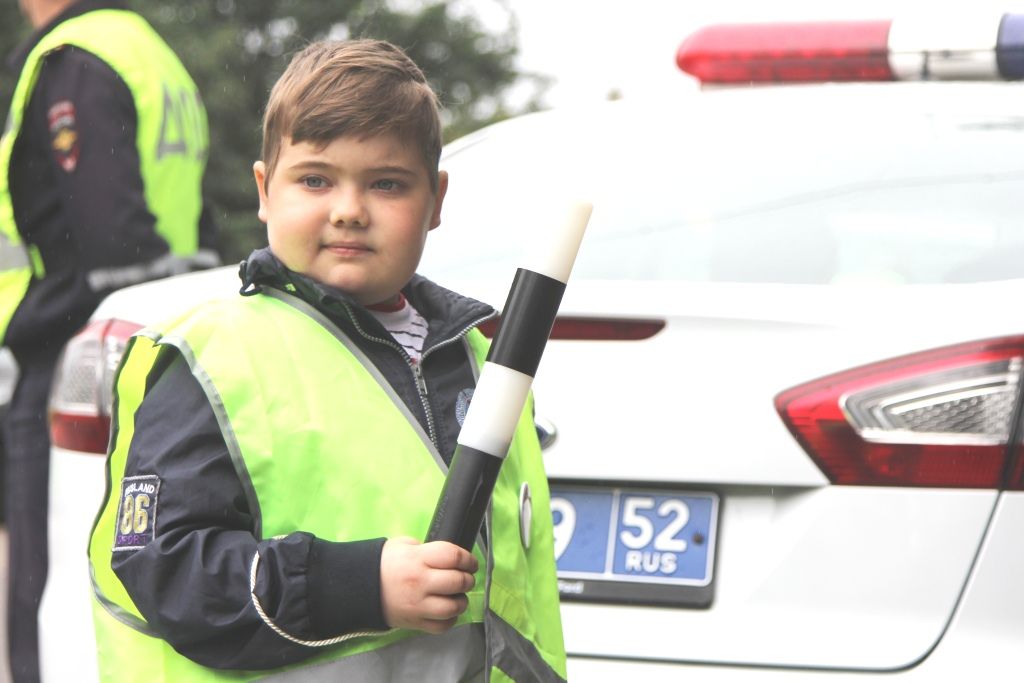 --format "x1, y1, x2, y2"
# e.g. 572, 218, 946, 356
260, 39, 443, 190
